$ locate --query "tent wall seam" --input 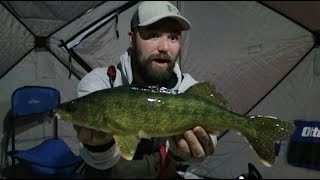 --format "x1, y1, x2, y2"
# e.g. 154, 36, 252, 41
57, 1, 140, 78
218, 1, 317, 141
0, 48, 35, 80
47, 1, 107, 38
258, 1, 314, 35
0, 1, 36, 37
61, 1, 140, 48
46, 47, 81, 80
